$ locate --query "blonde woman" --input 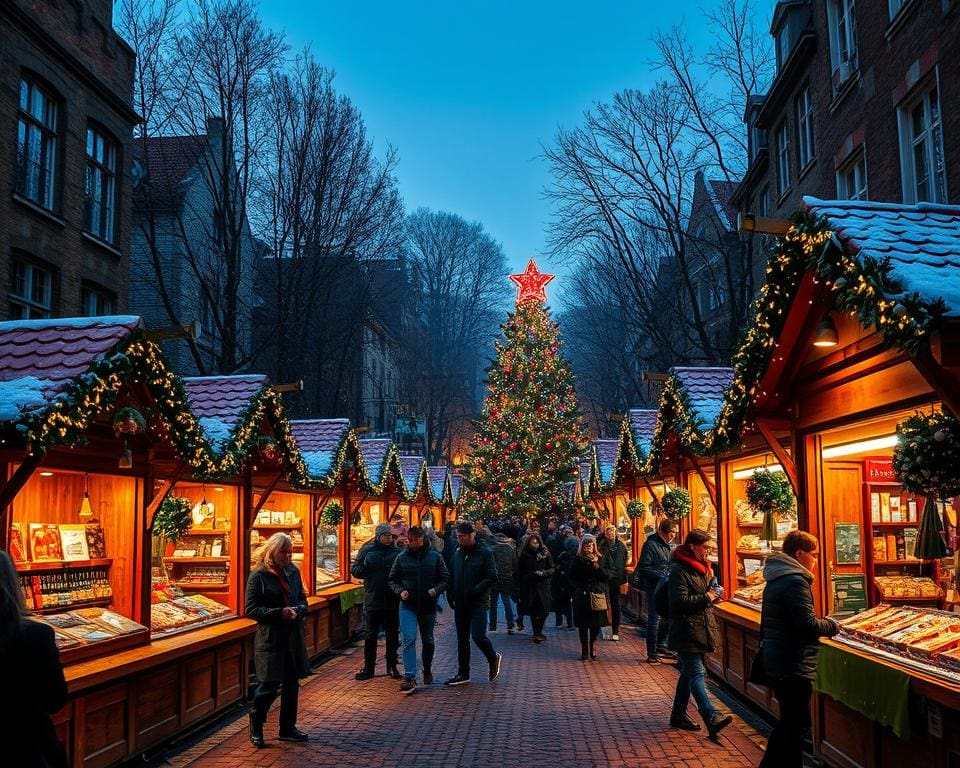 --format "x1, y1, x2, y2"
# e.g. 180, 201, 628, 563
245, 533, 310, 747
